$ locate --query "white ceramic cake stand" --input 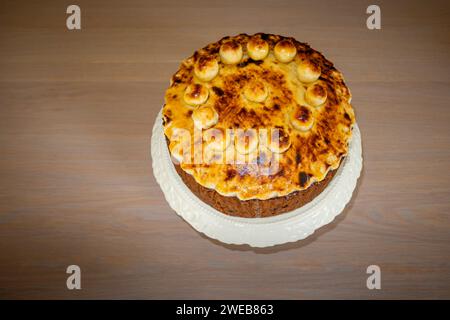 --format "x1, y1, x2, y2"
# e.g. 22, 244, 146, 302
151, 110, 362, 248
